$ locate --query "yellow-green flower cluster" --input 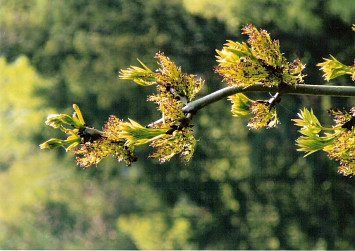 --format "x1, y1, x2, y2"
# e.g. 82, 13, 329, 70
148, 52, 204, 124
328, 129, 354, 176
149, 127, 196, 163
41, 105, 138, 167
293, 108, 355, 176
228, 93, 279, 129
248, 101, 279, 129
326, 108, 355, 176
120, 52, 204, 125
119, 52, 201, 162
215, 24, 305, 88
74, 115, 137, 167
74, 138, 137, 168
96, 116, 196, 163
